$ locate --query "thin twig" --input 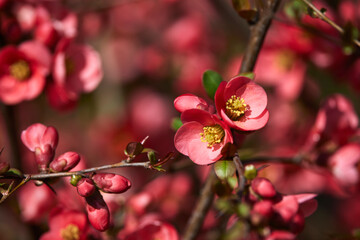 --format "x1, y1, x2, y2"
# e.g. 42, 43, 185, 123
182, 170, 217, 240
300, 0, 360, 48
1, 105, 21, 169
0, 160, 152, 180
